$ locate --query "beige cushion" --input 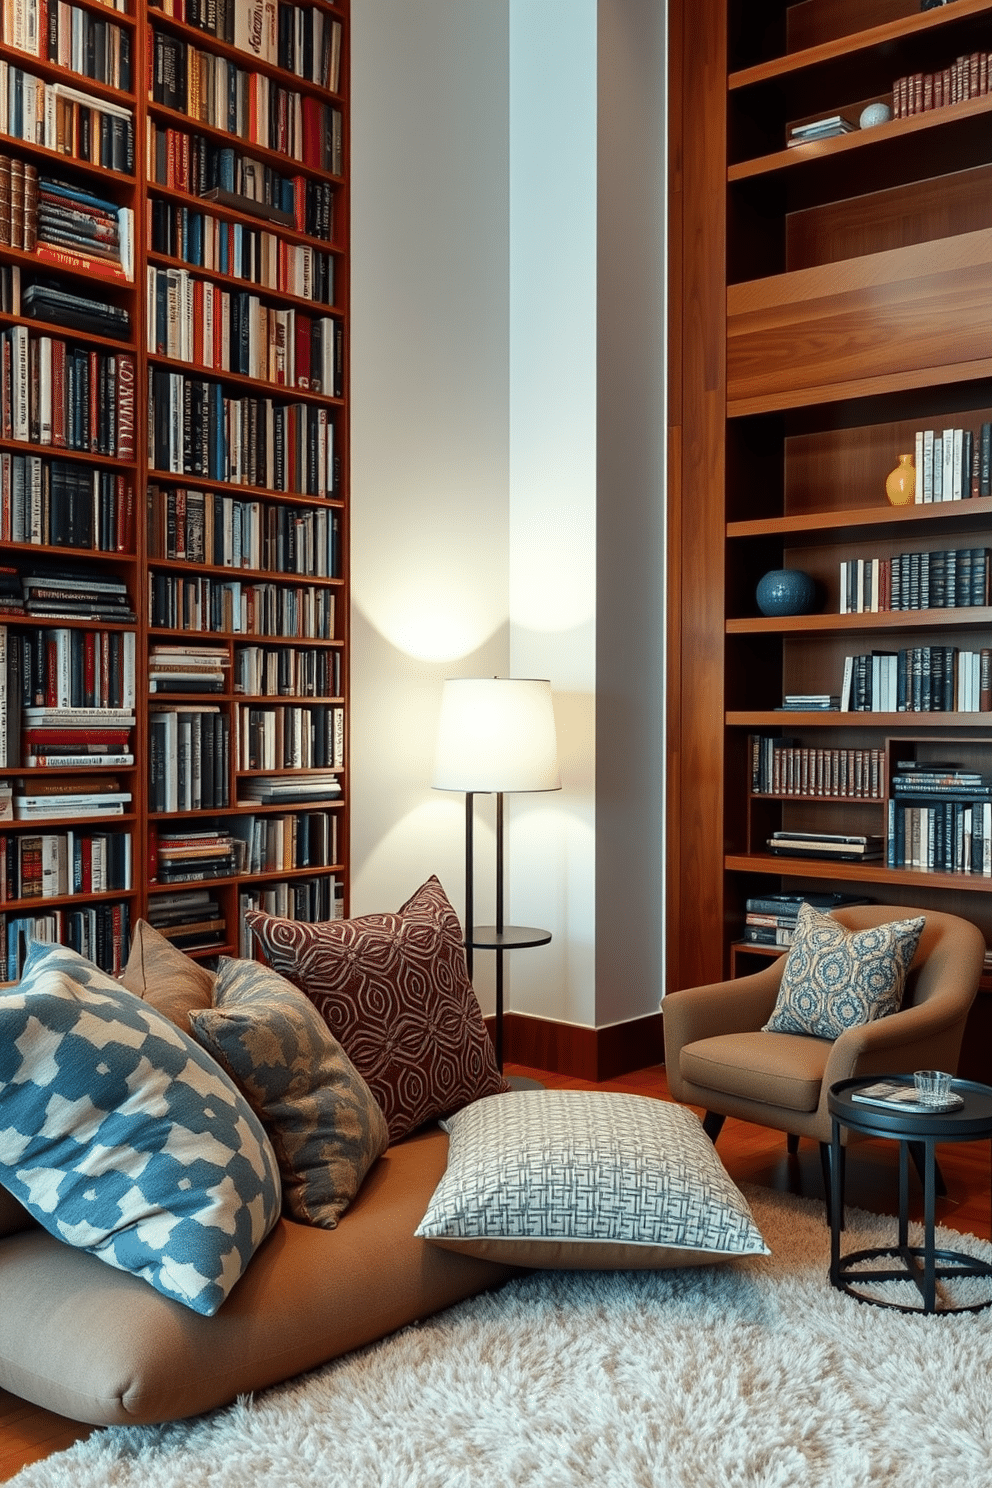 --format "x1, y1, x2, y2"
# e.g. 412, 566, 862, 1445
416, 1090, 768, 1269
119, 919, 215, 1030
0, 1127, 516, 1426
190, 958, 389, 1228
680, 1031, 830, 1113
